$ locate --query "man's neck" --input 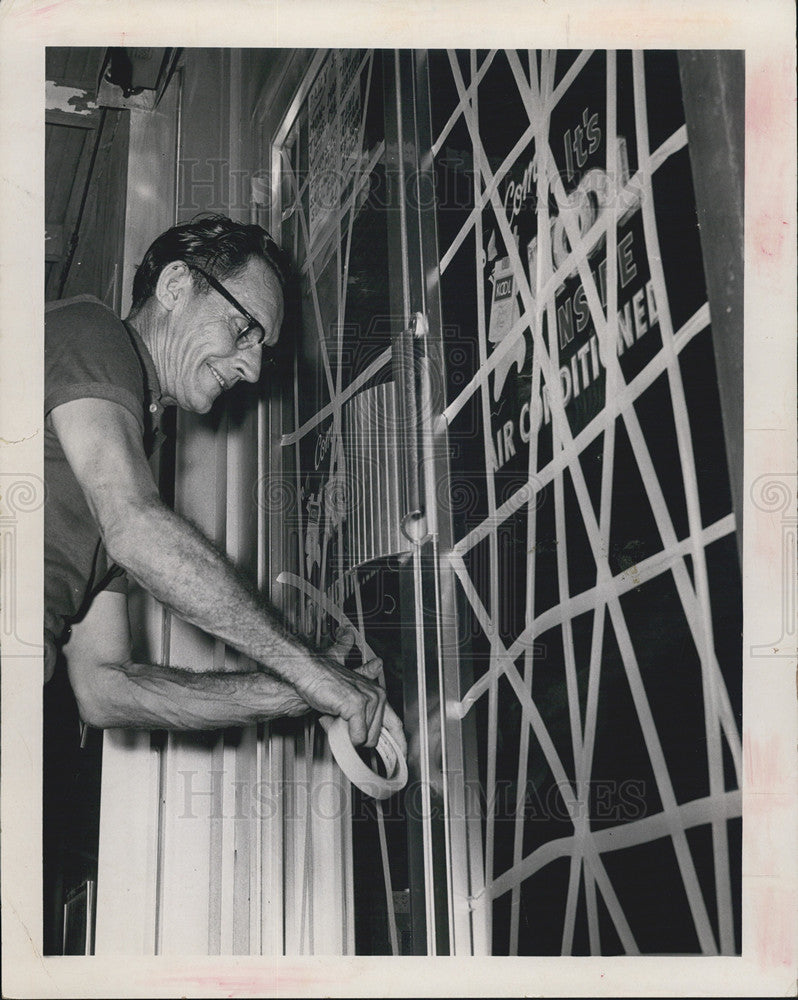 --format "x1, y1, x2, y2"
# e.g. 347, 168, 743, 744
124, 304, 171, 402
